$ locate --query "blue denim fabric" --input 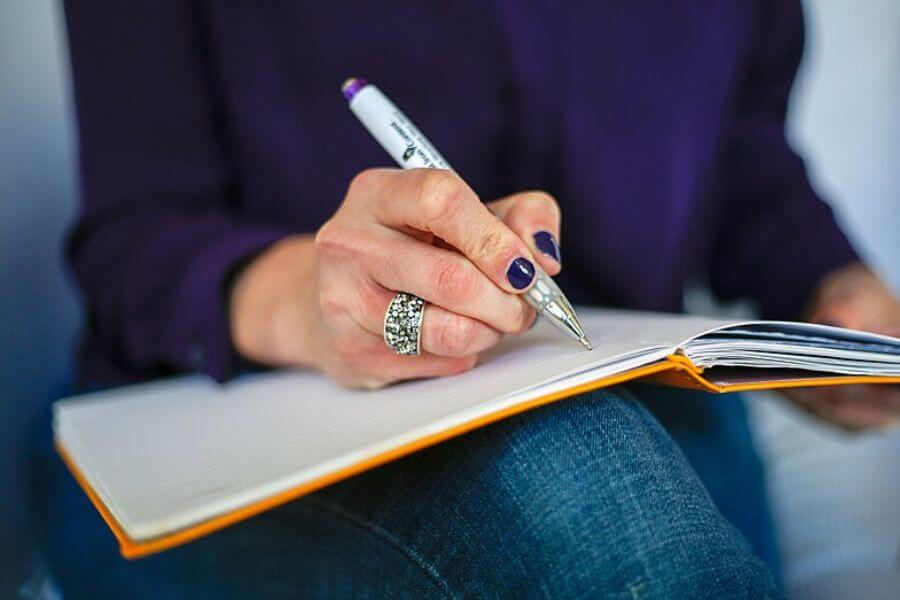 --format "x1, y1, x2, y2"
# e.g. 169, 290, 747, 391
633, 384, 782, 585
34, 386, 782, 598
